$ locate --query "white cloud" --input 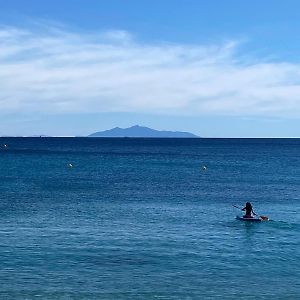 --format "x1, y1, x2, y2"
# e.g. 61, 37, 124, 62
1, 25, 300, 116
